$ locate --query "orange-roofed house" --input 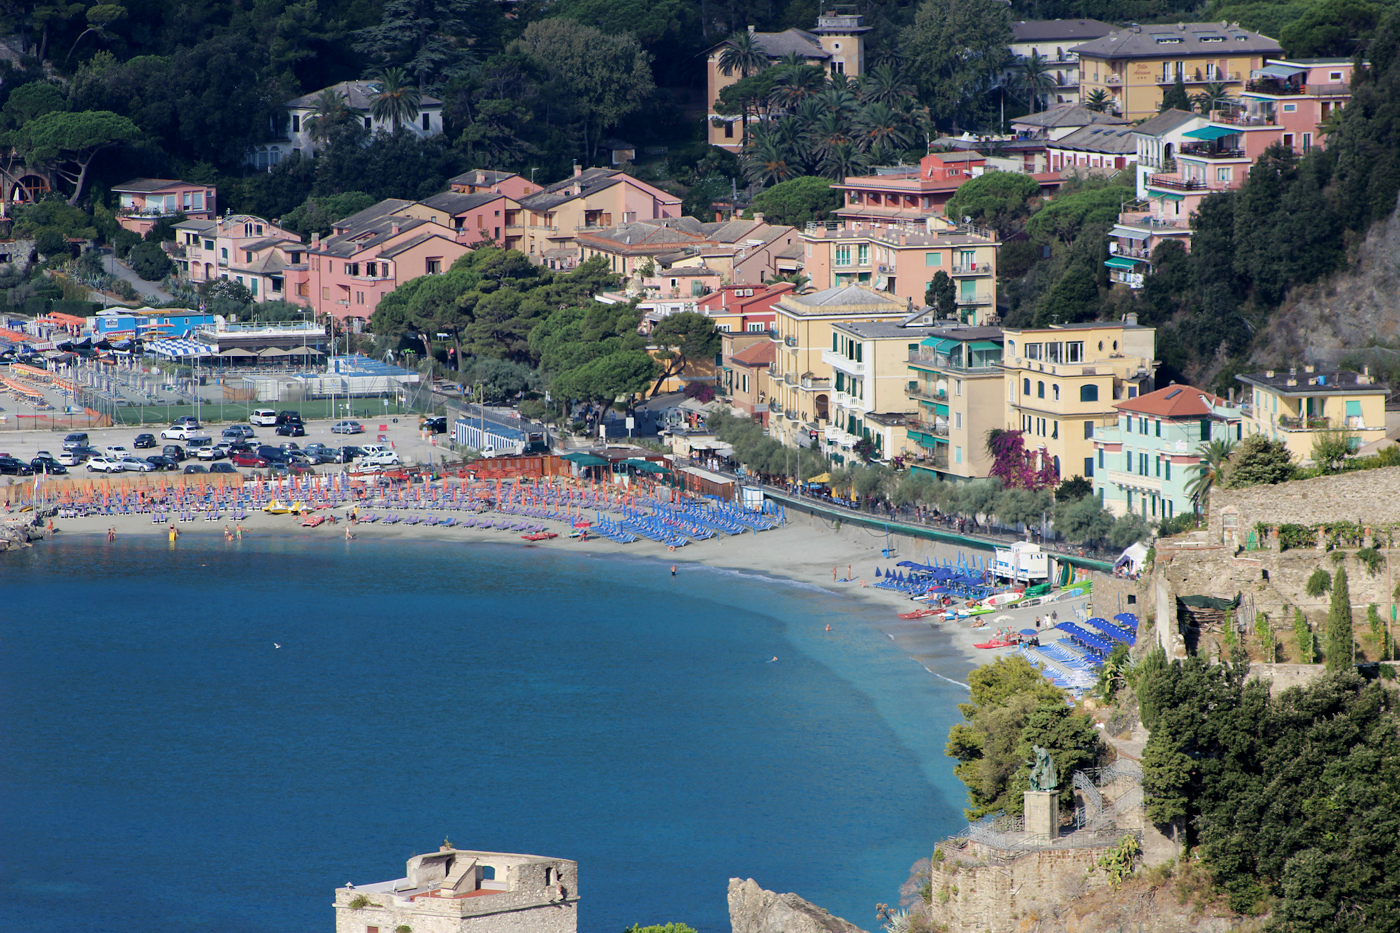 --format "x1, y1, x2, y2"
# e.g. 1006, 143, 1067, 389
113, 179, 217, 236
720, 333, 778, 422
1092, 383, 1242, 521
696, 281, 793, 334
